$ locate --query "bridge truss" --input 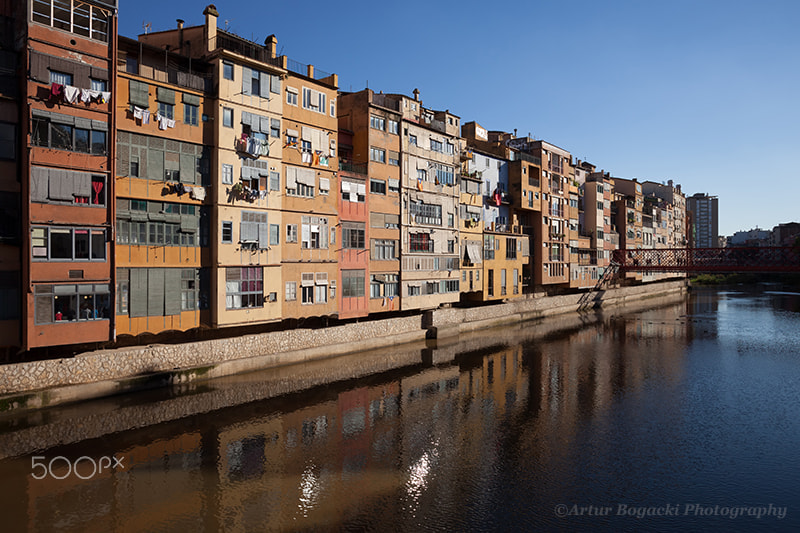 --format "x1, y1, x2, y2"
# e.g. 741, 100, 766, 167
612, 247, 800, 273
